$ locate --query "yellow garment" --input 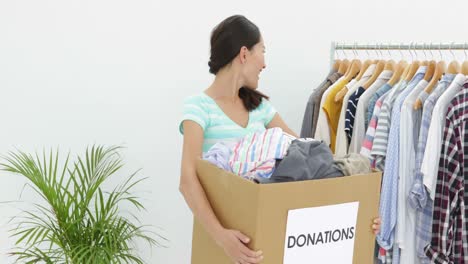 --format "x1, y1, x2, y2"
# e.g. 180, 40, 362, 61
322, 79, 349, 153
